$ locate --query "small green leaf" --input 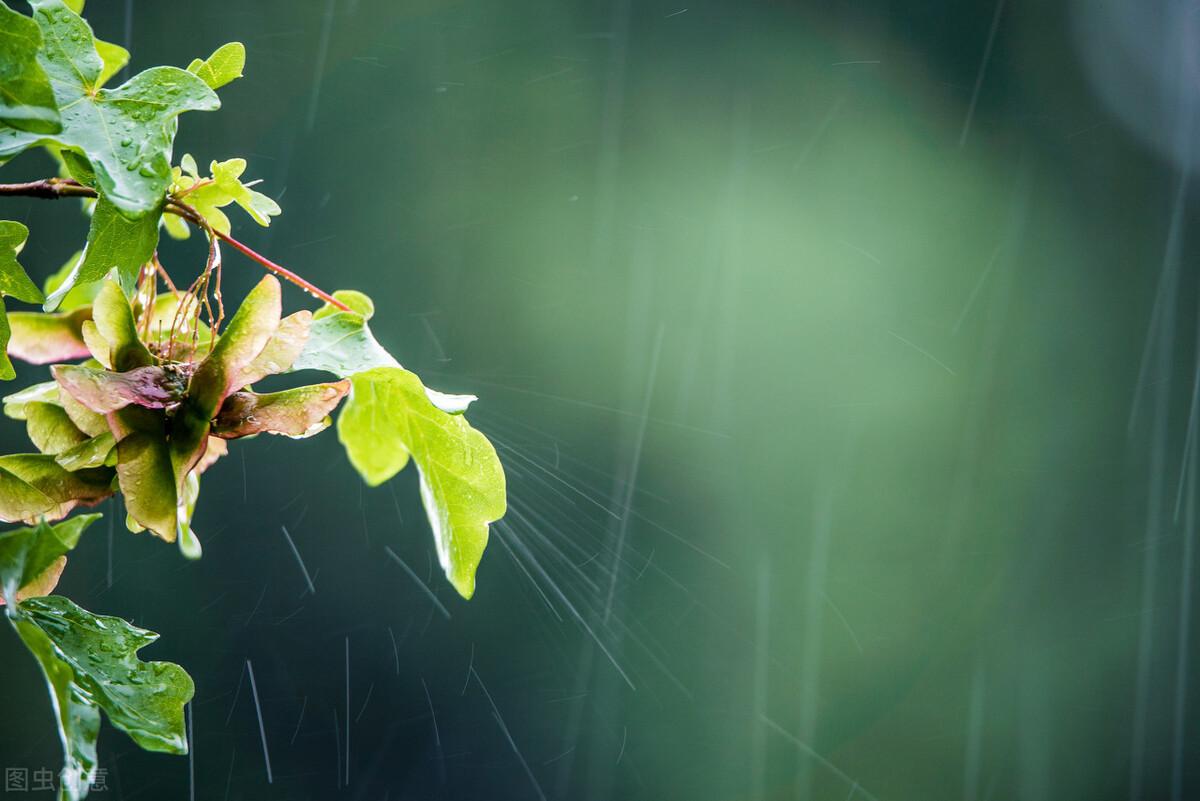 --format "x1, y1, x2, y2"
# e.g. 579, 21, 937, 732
0, 0, 60, 134
94, 38, 129, 90
212, 380, 350, 440
55, 432, 115, 472
173, 156, 280, 234
12, 595, 194, 801
0, 514, 99, 604
186, 42, 245, 90
89, 281, 154, 371
24, 400, 87, 454
337, 367, 506, 598
0, 0, 220, 217
46, 196, 160, 309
